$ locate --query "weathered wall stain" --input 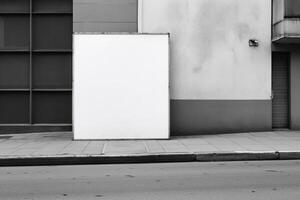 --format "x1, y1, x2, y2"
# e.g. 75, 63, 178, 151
189, 0, 238, 73
142, 0, 271, 100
